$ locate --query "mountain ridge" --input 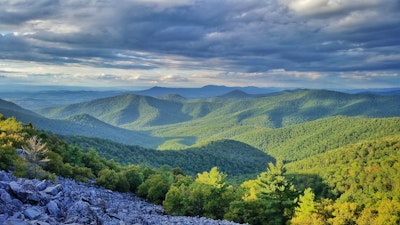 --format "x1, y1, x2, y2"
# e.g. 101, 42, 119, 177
3, 89, 400, 151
